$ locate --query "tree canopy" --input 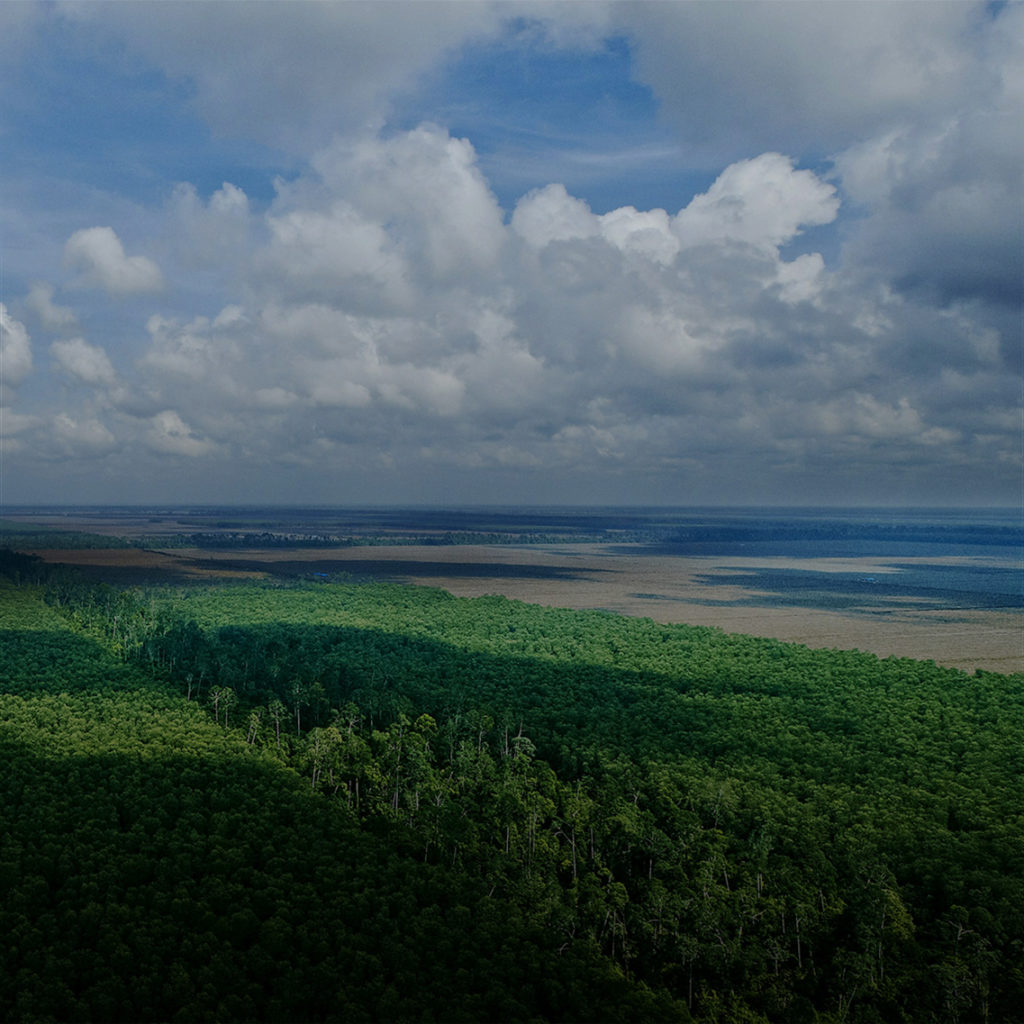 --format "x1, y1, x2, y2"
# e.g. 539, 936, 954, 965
1, 562, 1022, 1022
